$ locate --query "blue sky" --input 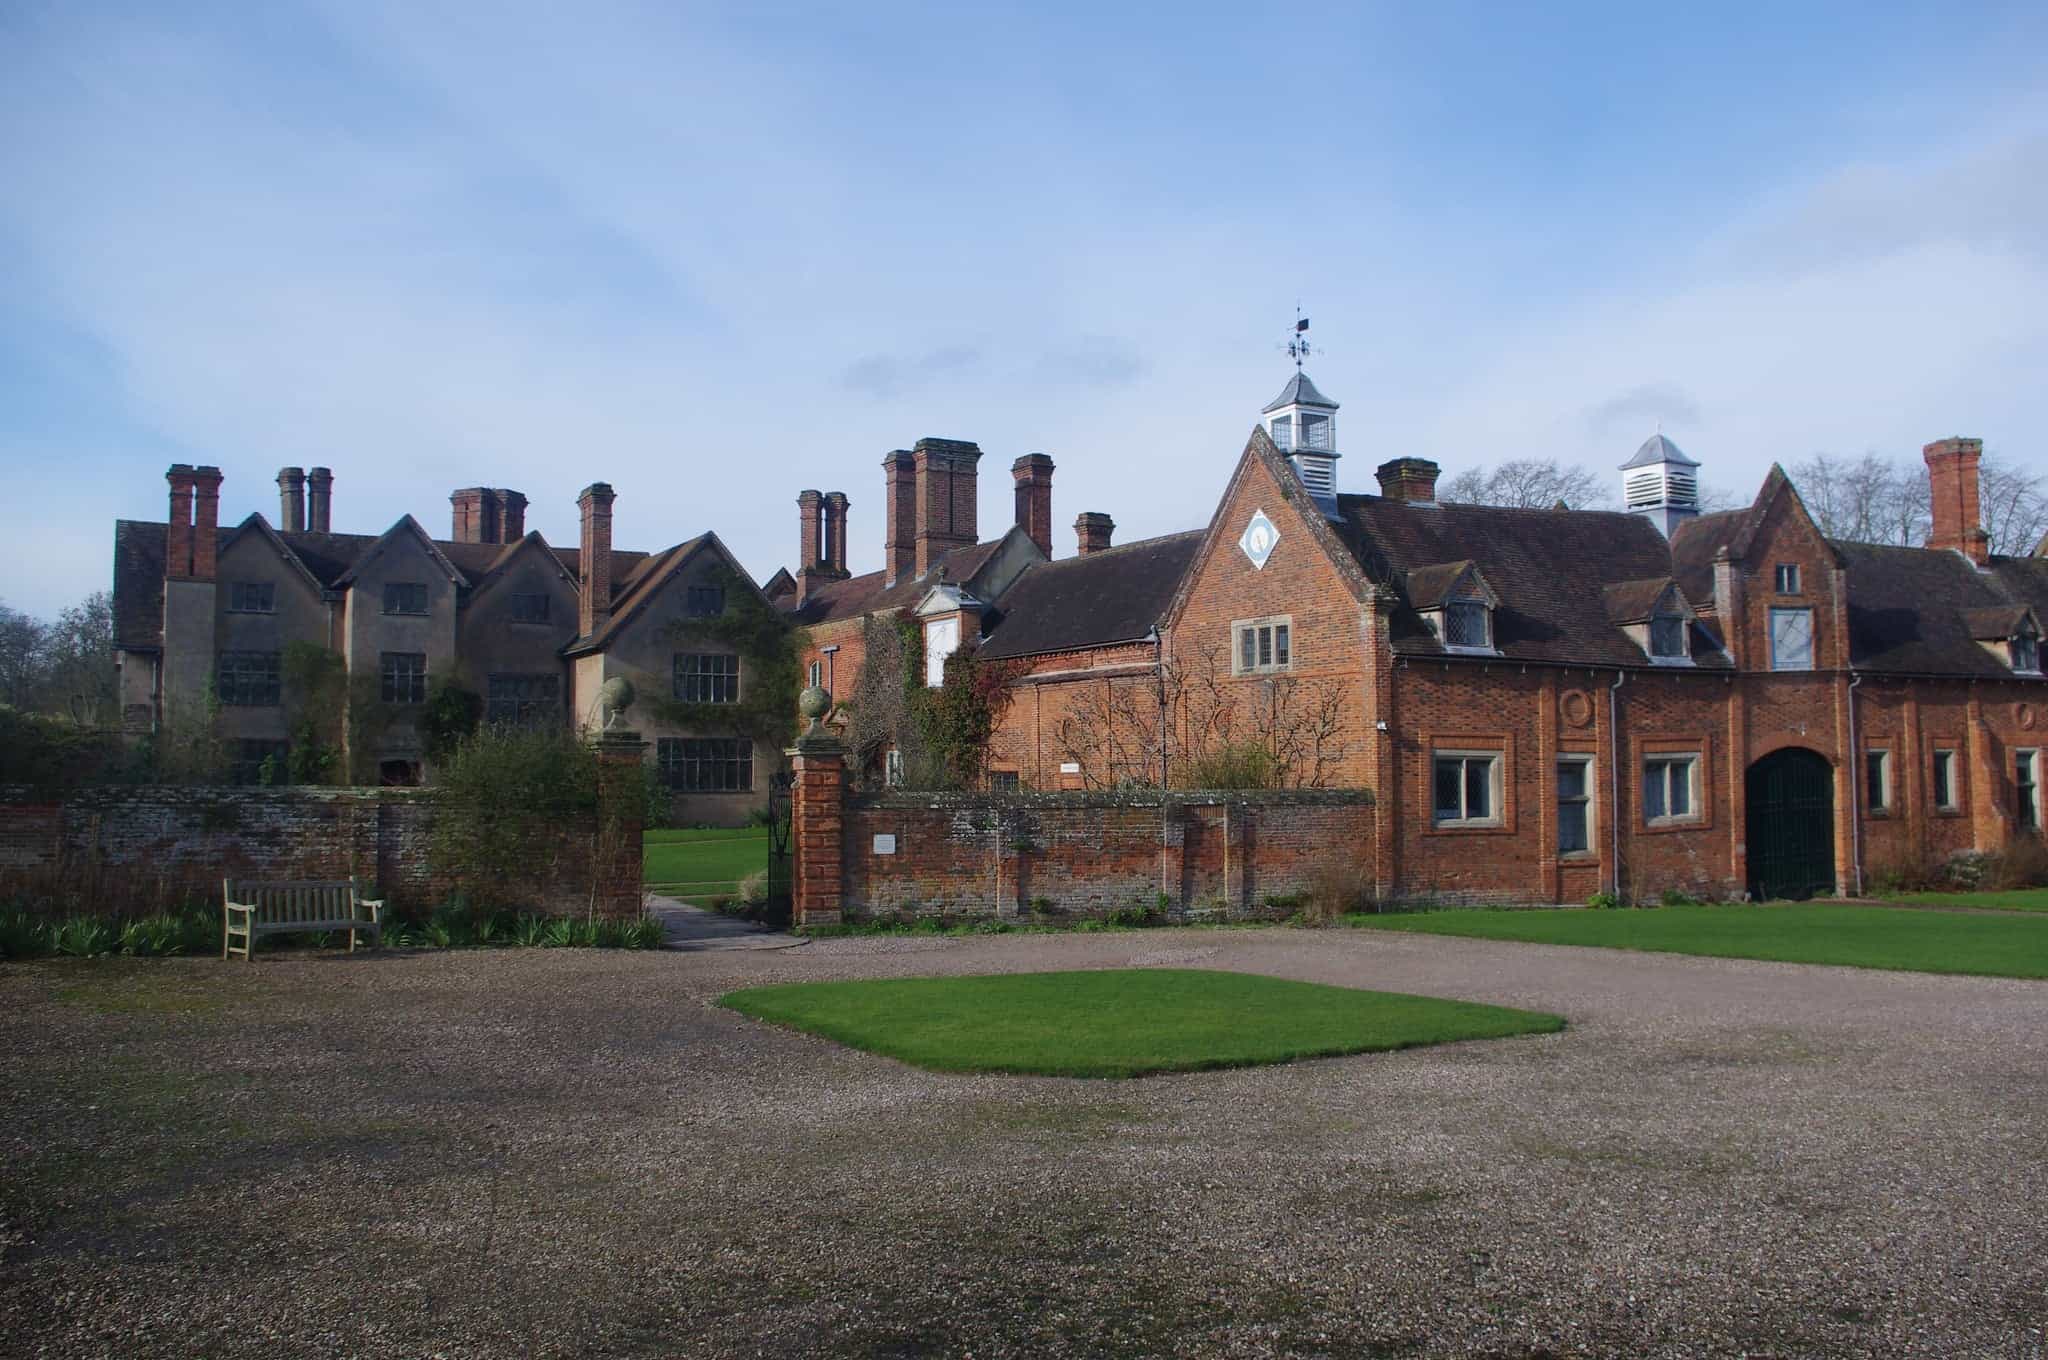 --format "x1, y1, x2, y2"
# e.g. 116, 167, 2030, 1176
3, 1, 2044, 617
